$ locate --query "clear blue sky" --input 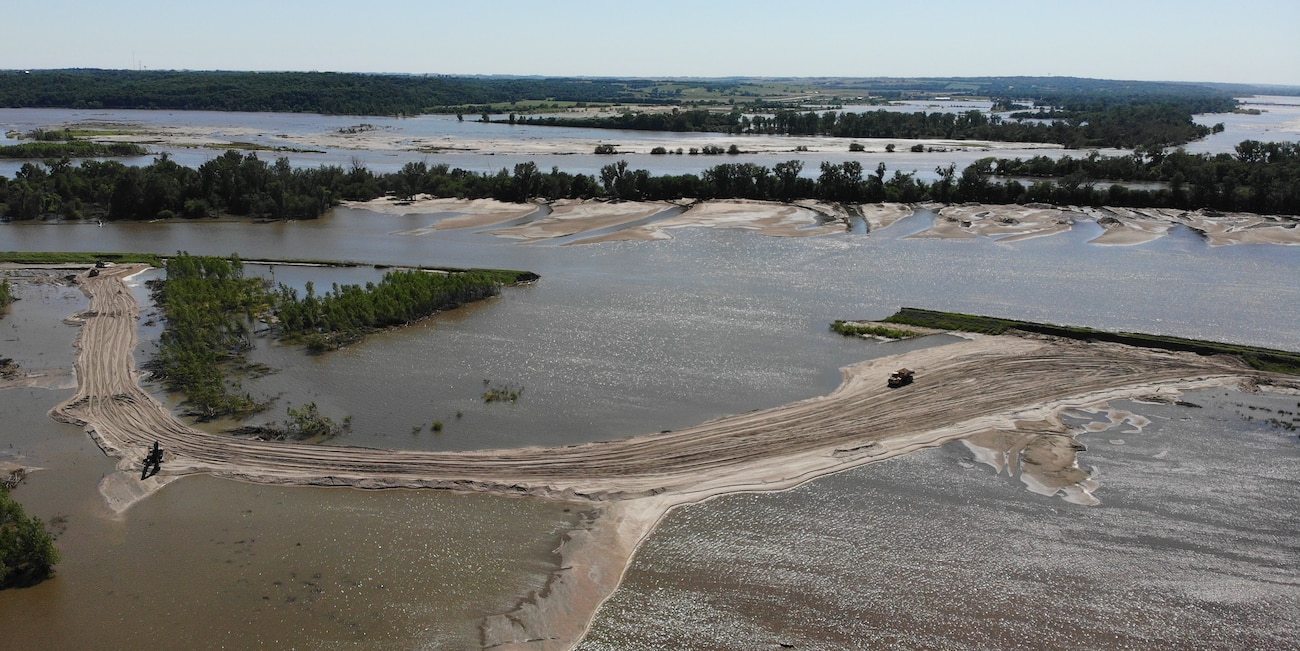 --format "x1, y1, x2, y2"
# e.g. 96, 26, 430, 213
6, 0, 1298, 86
